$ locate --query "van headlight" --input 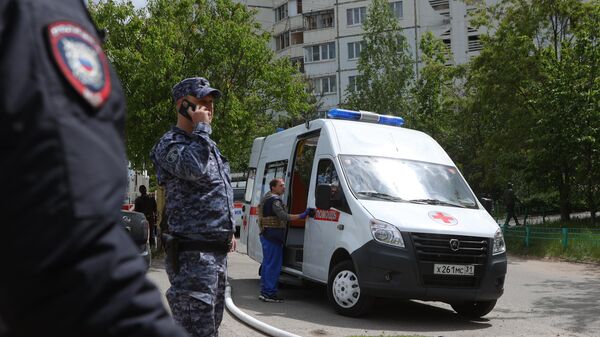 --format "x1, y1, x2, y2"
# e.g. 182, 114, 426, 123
370, 219, 405, 248
493, 228, 506, 255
